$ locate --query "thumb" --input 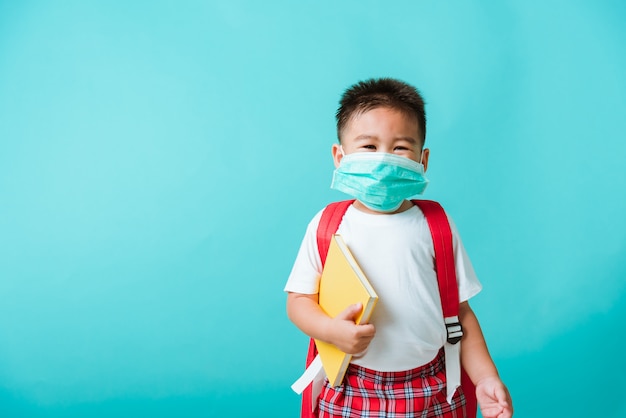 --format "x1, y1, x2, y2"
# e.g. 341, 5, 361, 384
337, 303, 363, 322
